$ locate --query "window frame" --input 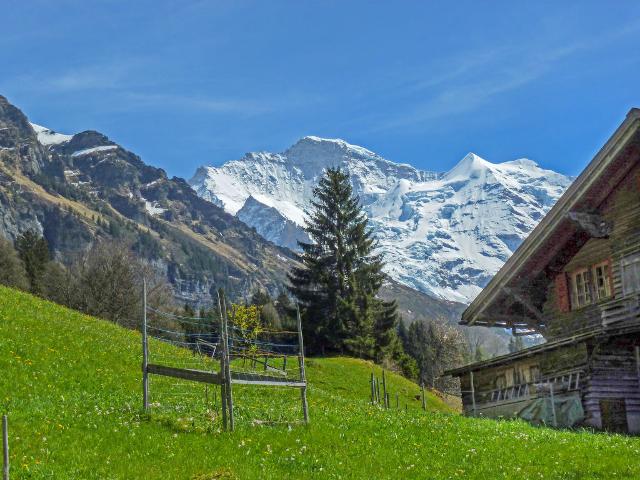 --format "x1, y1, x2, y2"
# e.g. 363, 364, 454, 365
570, 267, 592, 309
621, 253, 640, 296
592, 261, 612, 301
529, 365, 540, 383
